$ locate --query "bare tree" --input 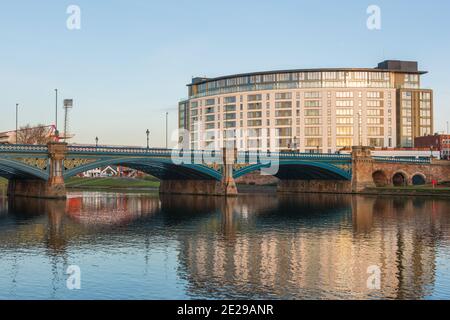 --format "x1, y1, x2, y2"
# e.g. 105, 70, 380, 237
16, 124, 54, 145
